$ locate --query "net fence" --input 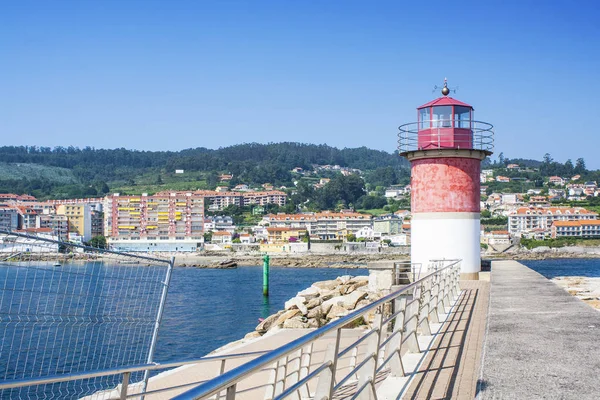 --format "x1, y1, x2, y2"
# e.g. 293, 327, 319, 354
0, 230, 173, 399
